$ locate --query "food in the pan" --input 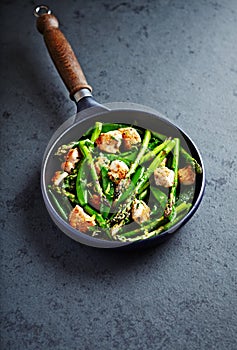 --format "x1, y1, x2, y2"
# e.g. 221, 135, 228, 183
48, 122, 202, 242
